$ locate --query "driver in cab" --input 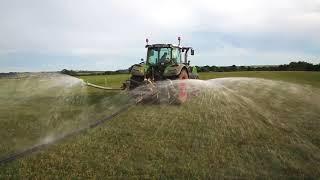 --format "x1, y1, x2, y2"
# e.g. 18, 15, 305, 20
159, 52, 169, 64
